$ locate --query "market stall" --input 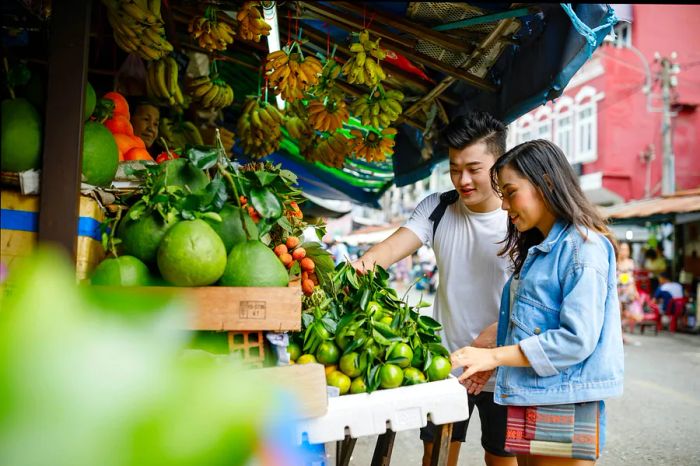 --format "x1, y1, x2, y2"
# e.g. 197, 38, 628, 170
1, 1, 616, 464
